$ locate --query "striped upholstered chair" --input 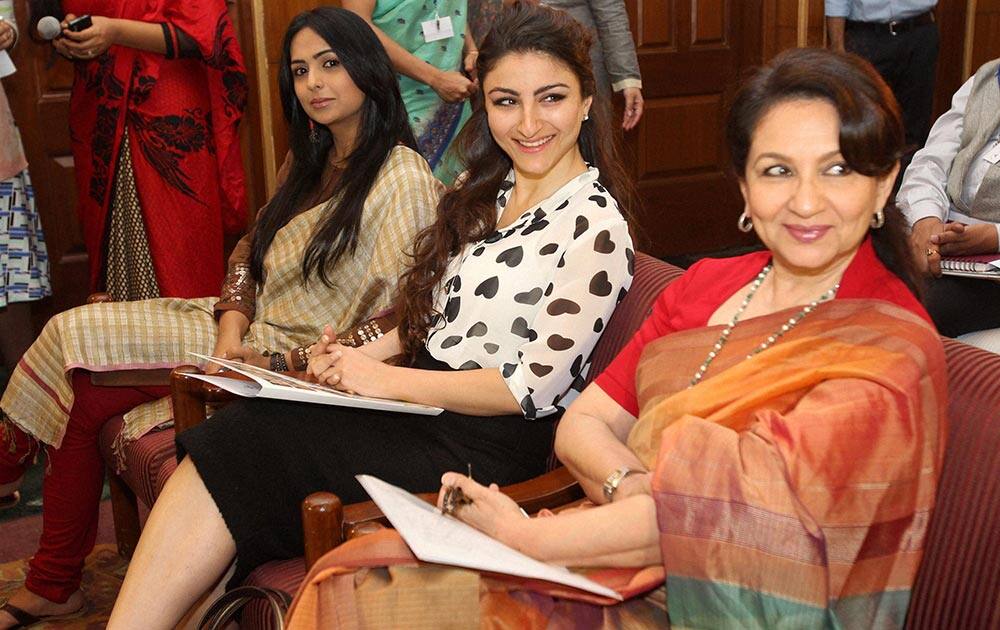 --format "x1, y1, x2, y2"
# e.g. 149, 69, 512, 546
904, 339, 1000, 628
